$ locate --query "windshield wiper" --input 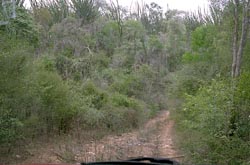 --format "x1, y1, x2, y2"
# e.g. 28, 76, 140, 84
82, 157, 180, 165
